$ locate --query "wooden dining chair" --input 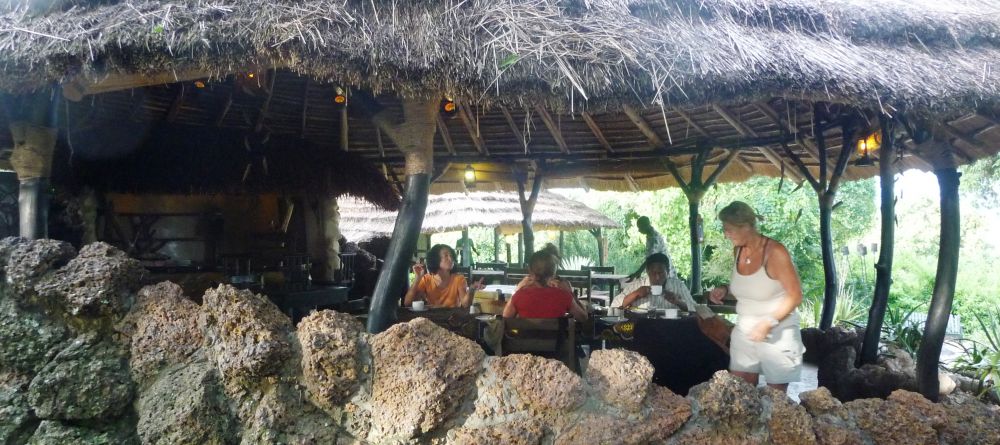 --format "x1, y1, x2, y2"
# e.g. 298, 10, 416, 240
504, 267, 530, 286
502, 317, 578, 373
556, 269, 592, 301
